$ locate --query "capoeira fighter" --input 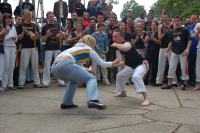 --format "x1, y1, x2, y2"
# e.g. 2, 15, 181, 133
111, 29, 150, 106
17, 11, 41, 88
41, 11, 65, 87
51, 35, 121, 110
